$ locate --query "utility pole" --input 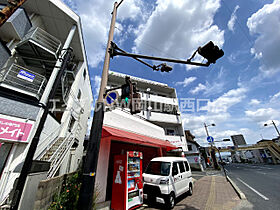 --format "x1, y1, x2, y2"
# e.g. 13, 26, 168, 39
78, 1, 123, 209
